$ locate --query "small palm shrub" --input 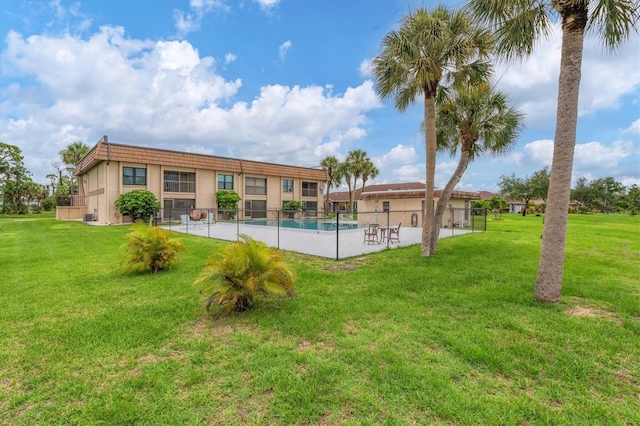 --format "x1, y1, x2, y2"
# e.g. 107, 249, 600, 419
123, 220, 186, 274
194, 234, 296, 313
